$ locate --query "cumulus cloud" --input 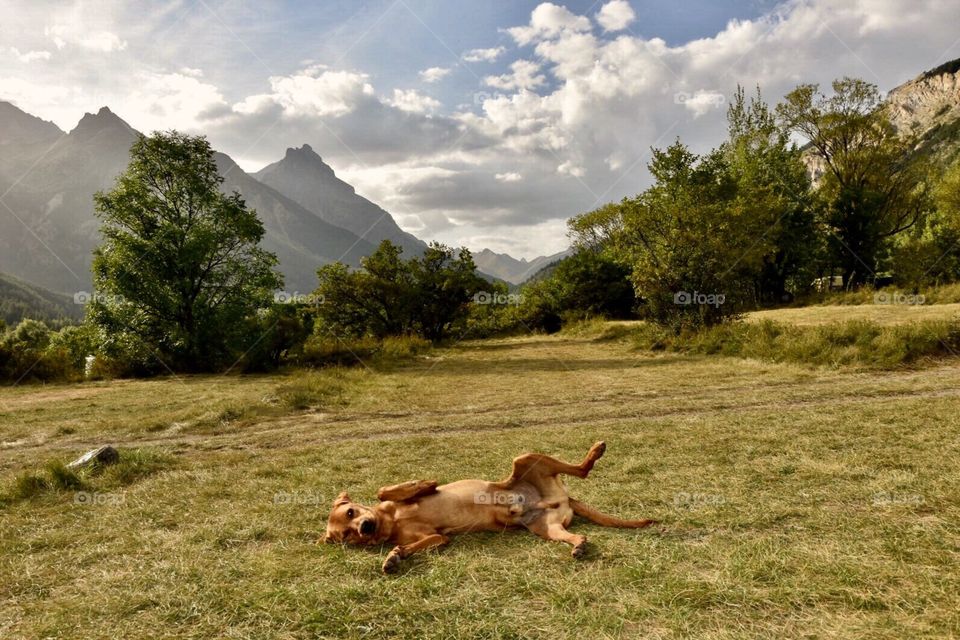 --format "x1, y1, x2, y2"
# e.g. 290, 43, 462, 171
495, 172, 522, 182
507, 2, 591, 46
596, 0, 636, 32
463, 46, 506, 63
419, 66, 451, 83
387, 88, 441, 113
484, 60, 546, 91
